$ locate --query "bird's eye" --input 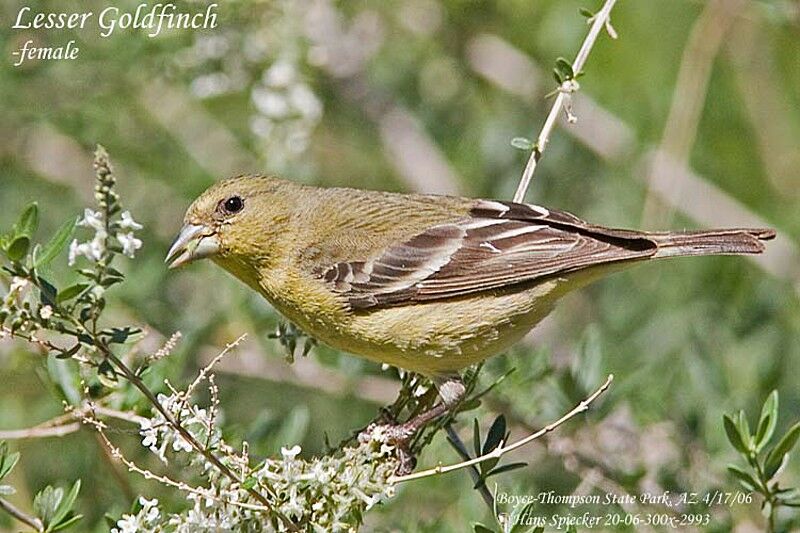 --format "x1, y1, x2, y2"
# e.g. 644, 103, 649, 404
223, 196, 244, 214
